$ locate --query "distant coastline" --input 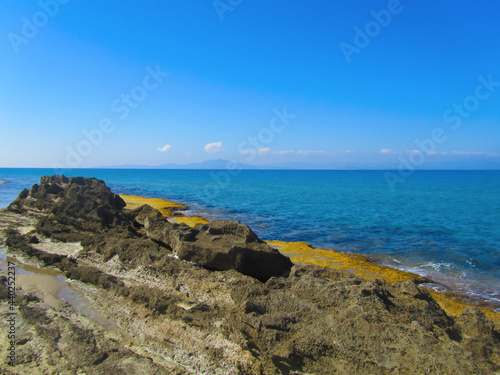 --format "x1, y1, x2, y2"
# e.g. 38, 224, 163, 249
94, 158, 500, 170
